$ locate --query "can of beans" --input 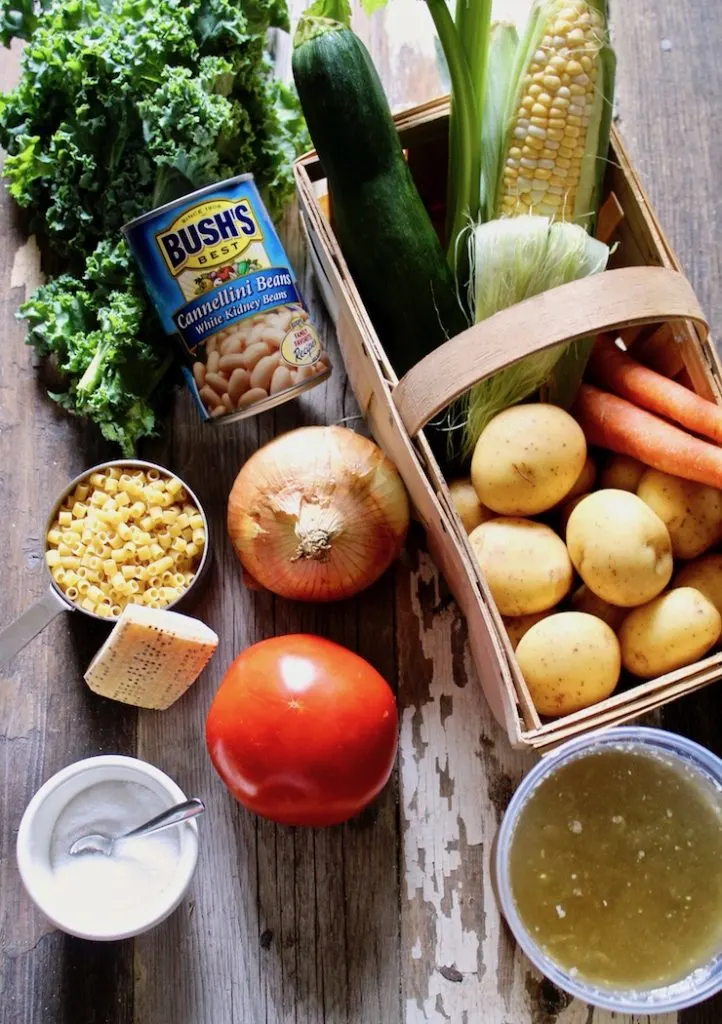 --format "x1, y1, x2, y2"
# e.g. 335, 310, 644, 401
123, 174, 331, 423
